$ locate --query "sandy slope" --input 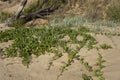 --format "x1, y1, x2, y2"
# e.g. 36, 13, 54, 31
0, 1, 120, 80
0, 28, 120, 80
